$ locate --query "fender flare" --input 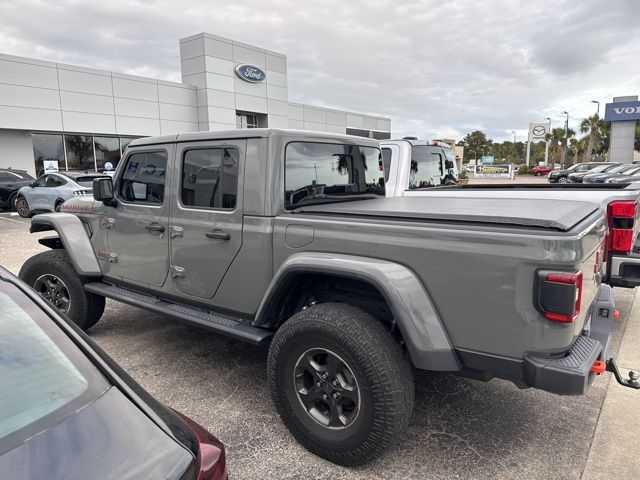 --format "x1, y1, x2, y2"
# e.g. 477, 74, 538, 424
30, 213, 101, 276
255, 252, 460, 371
